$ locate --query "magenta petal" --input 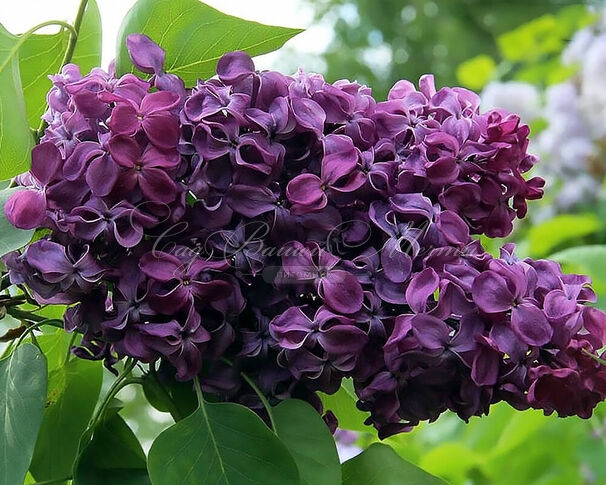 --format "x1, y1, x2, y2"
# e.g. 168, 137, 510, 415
127, 34, 166, 74
86, 155, 120, 197
321, 134, 358, 185
286, 173, 324, 206
4, 189, 46, 230
139, 168, 177, 203
107, 135, 140, 167
113, 221, 143, 248
31, 142, 61, 185
217, 51, 255, 83
471, 271, 514, 313
190, 280, 232, 301
320, 270, 363, 314
511, 303, 553, 346
63, 141, 105, 181
543, 289, 577, 319
108, 103, 140, 135
381, 238, 412, 284
141, 144, 180, 169
291, 97, 326, 135
142, 112, 180, 149
405, 267, 439, 313
141, 91, 179, 114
